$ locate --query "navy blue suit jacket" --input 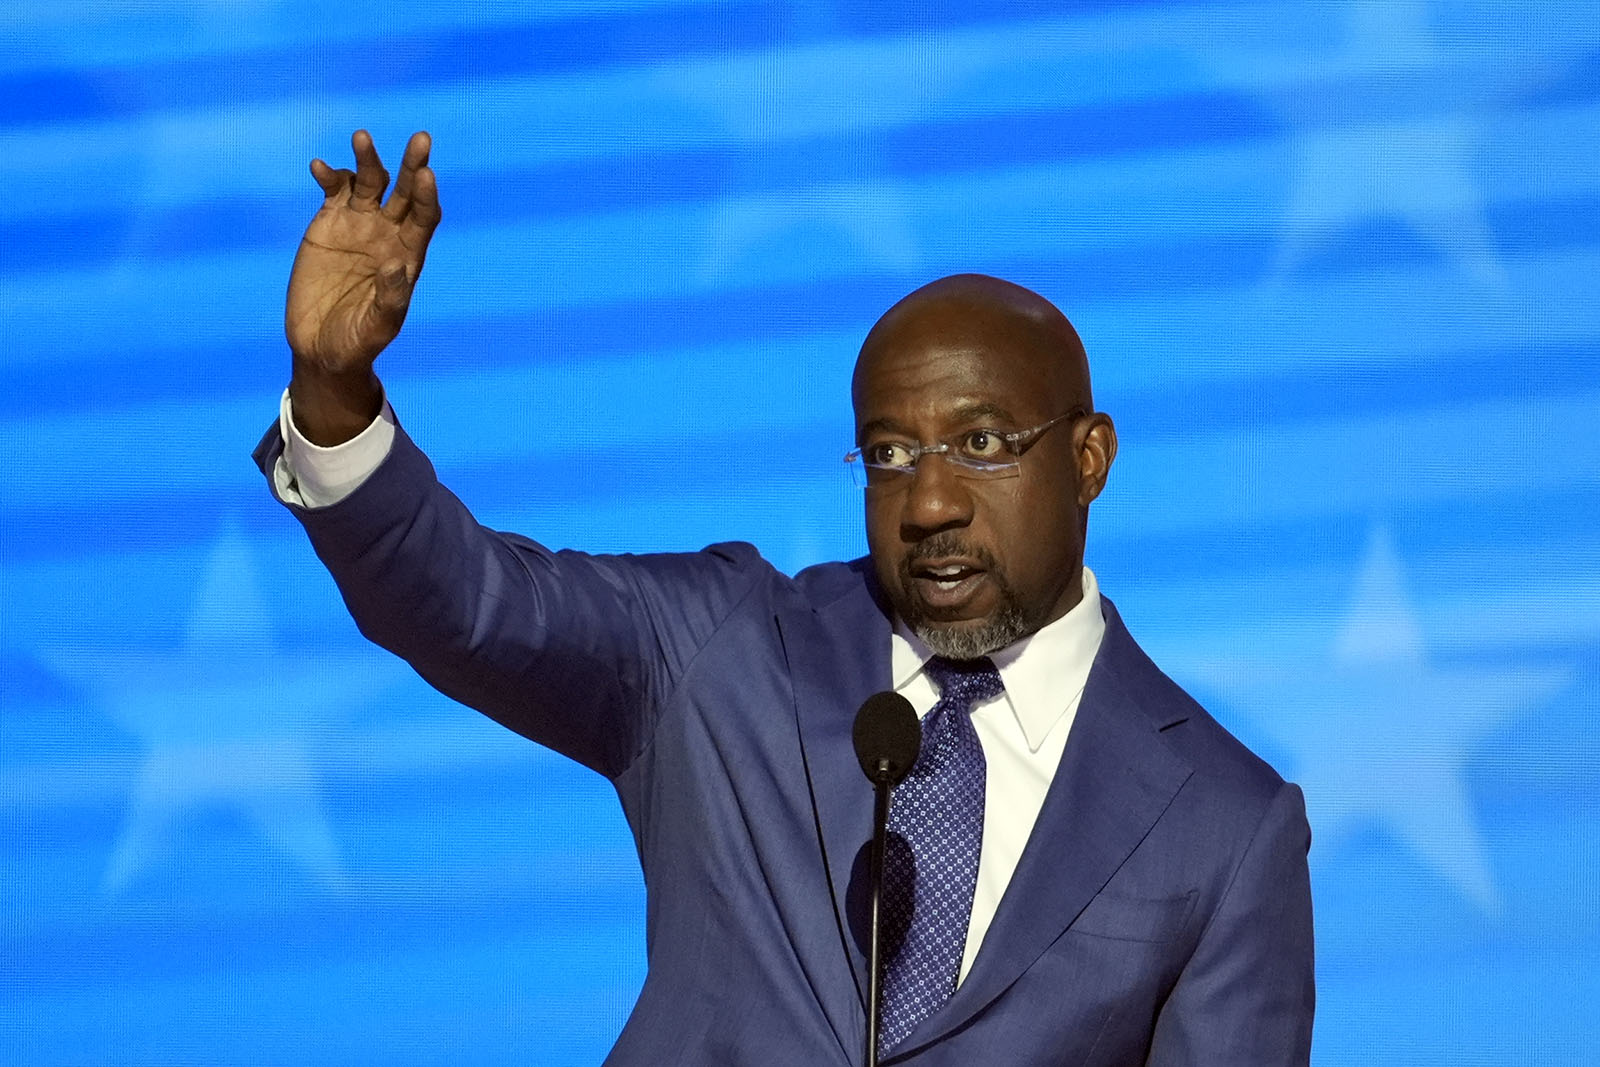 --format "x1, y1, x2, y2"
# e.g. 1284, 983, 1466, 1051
257, 422, 1315, 1065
